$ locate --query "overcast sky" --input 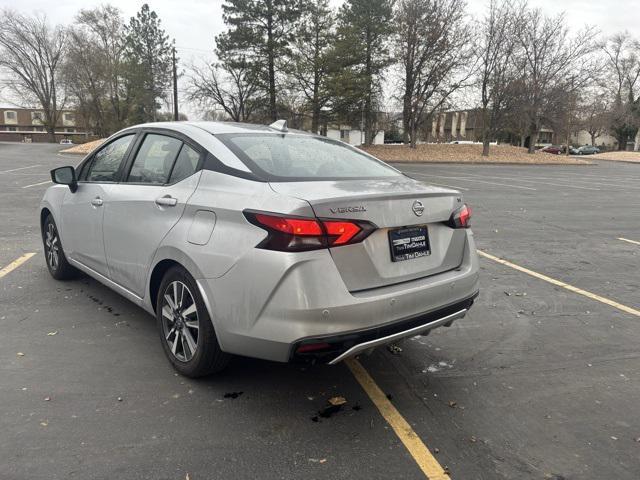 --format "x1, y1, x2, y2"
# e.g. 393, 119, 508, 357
1, 0, 638, 118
